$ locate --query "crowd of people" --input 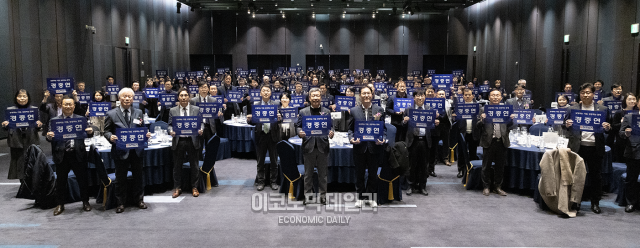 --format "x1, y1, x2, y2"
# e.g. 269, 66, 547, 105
4, 68, 639, 216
